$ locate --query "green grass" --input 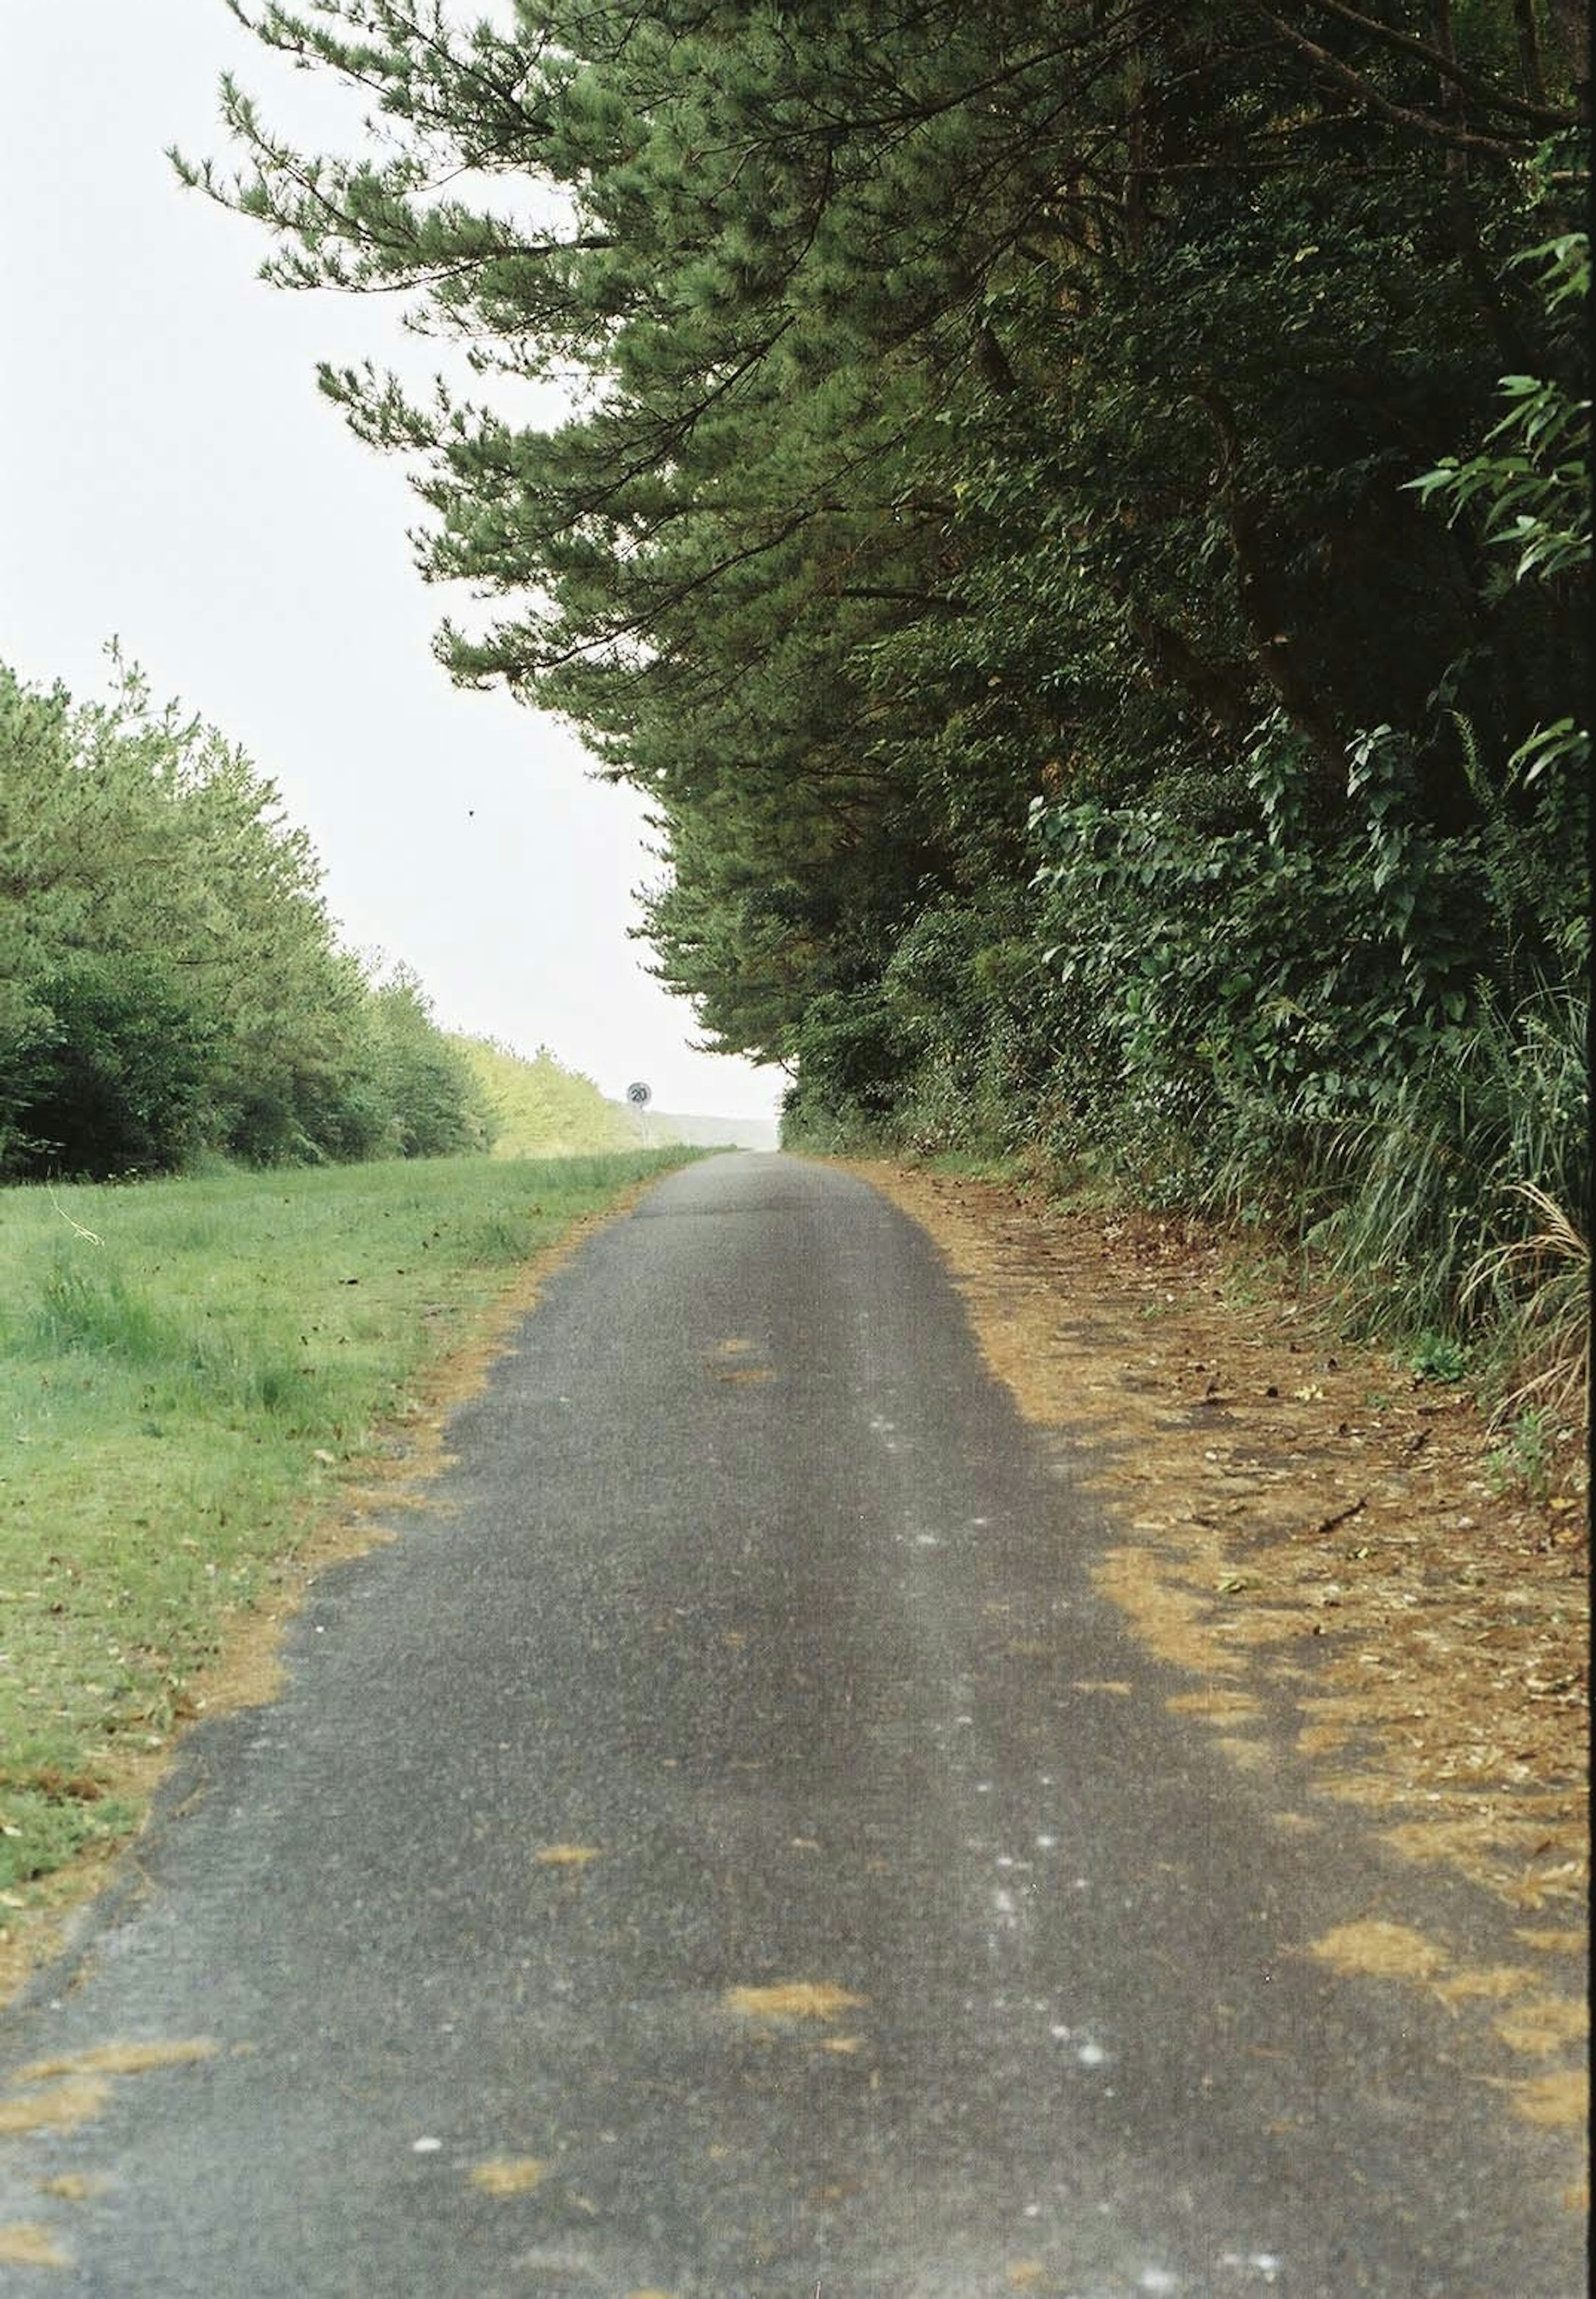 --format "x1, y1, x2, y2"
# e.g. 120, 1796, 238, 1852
0, 1149, 692, 1901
